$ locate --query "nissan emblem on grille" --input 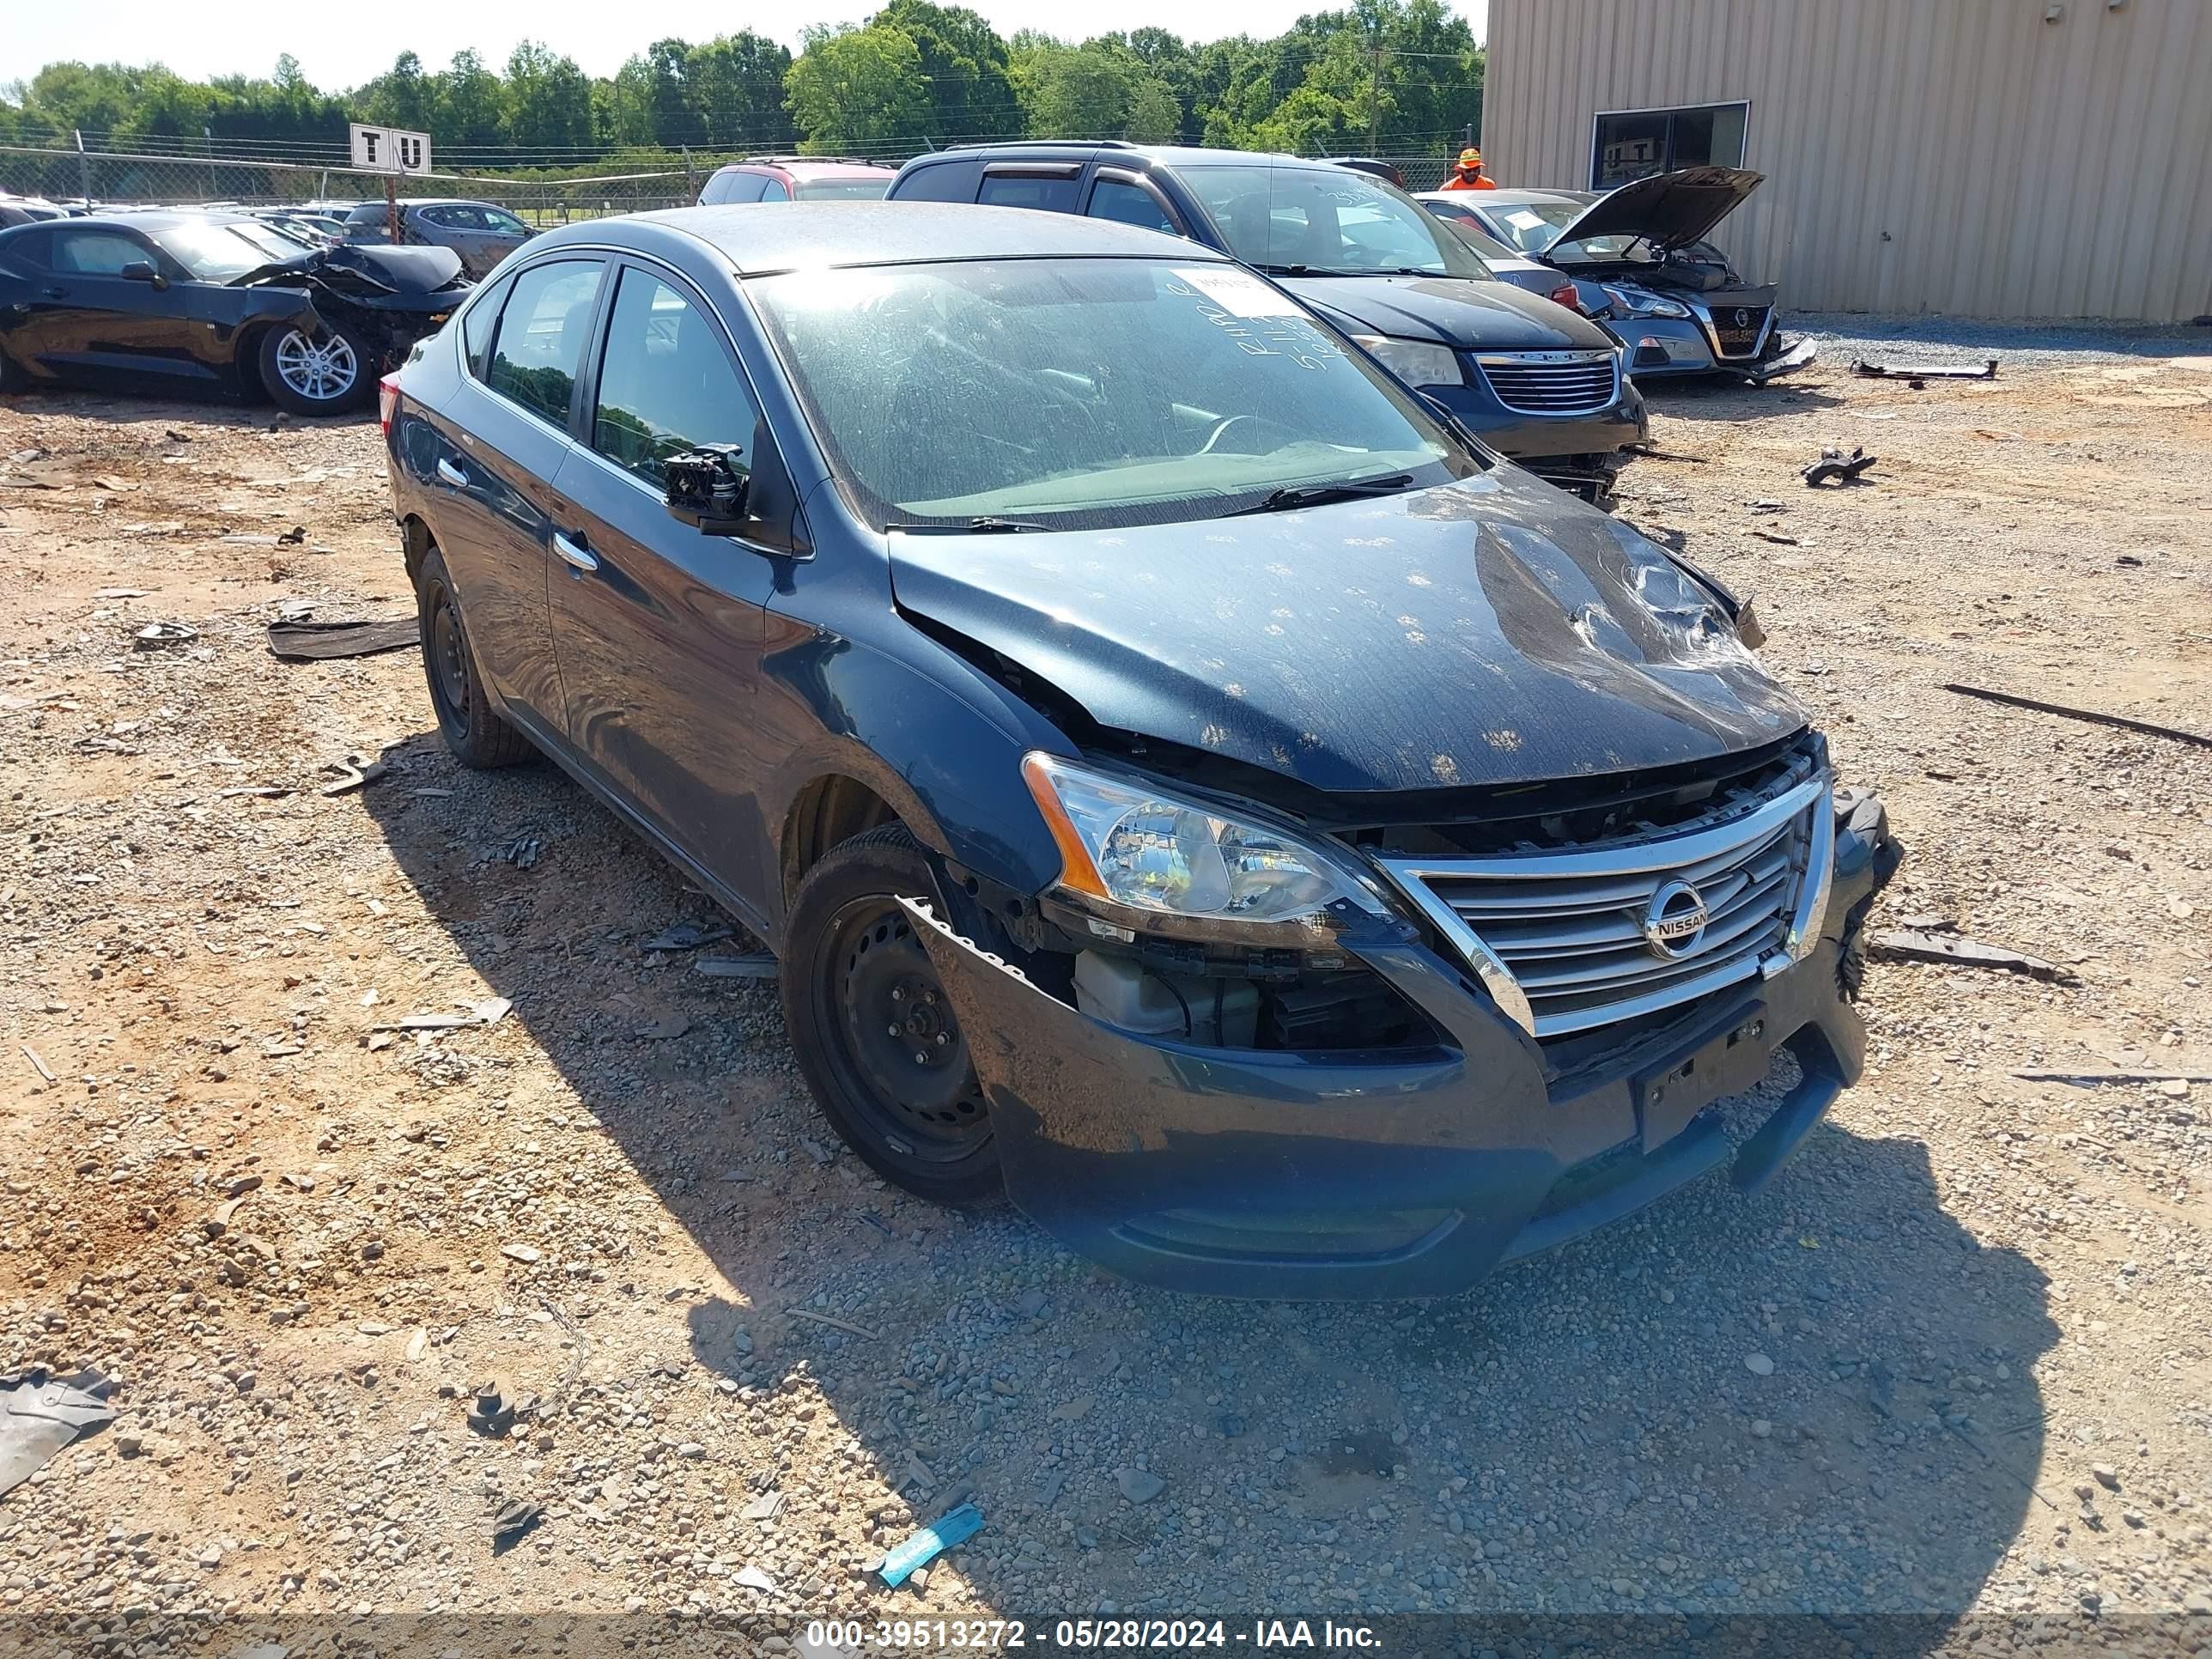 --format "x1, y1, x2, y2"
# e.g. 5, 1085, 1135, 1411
1733, 307, 1751, 327
1642, 879, 1711, 959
